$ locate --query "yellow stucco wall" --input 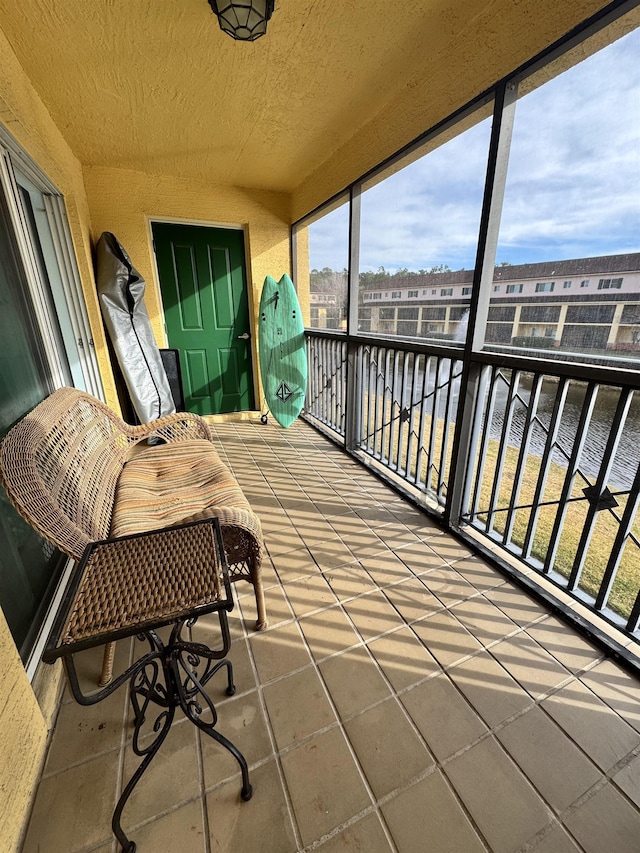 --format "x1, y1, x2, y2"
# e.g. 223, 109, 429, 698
0, 25, 113, 852
83, 165, 292, 412
0, 24, 116, 407
0, 612, 47, 853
